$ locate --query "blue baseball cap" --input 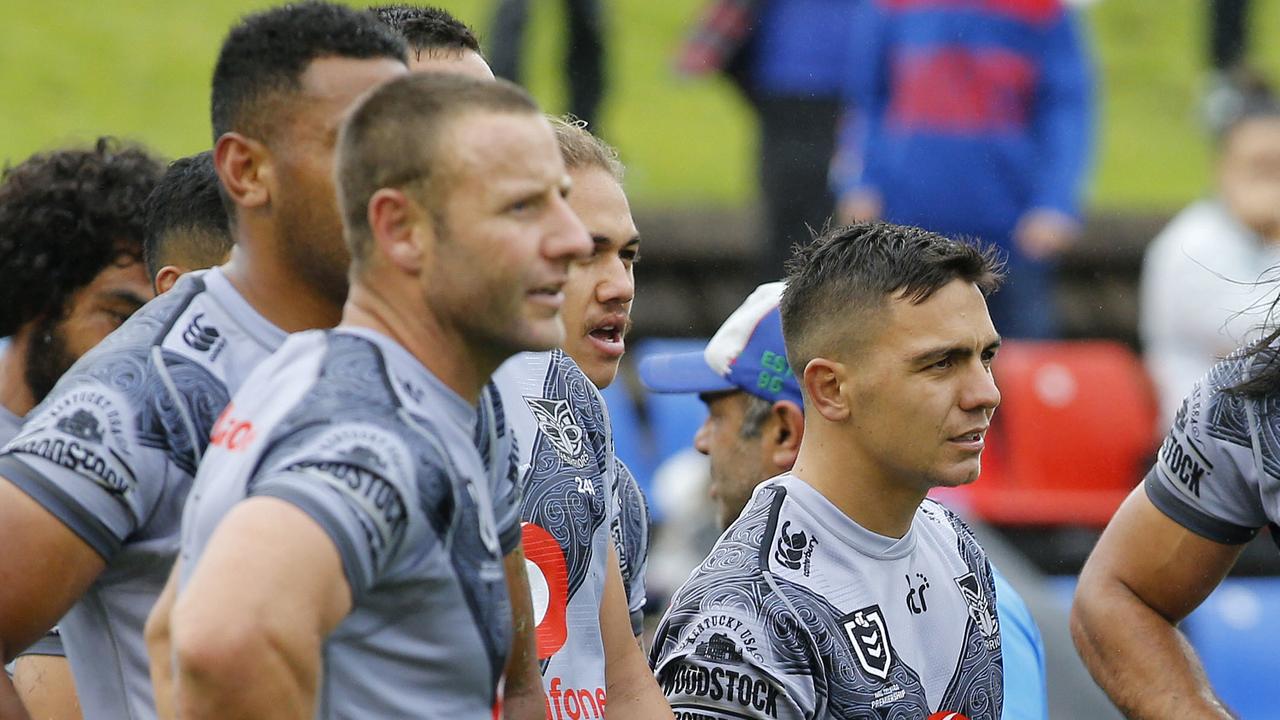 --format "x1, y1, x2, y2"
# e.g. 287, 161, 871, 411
638, 282, 804, 406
